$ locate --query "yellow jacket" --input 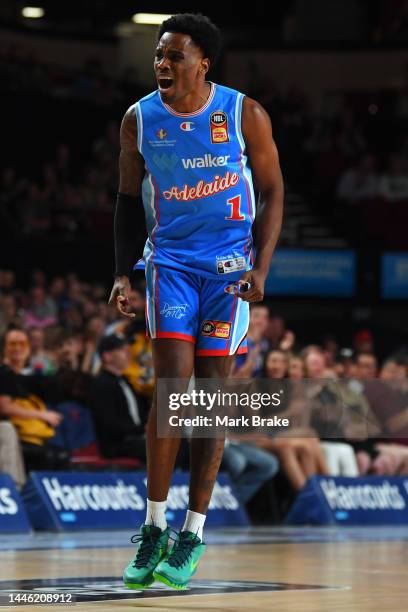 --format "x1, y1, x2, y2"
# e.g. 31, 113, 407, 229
11, 395, 55, 446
